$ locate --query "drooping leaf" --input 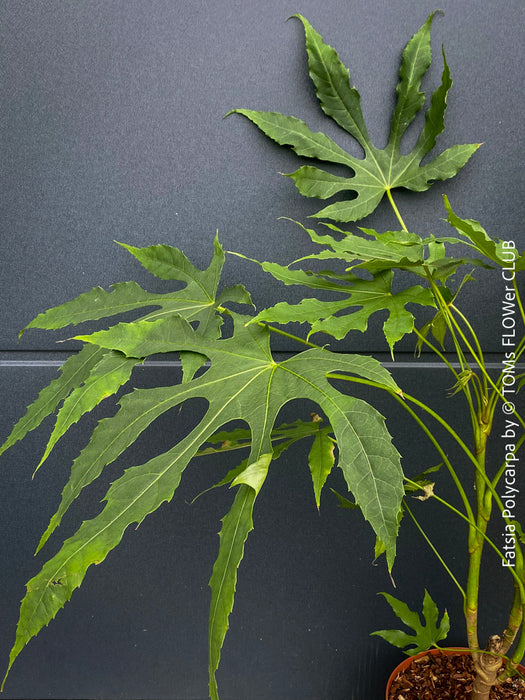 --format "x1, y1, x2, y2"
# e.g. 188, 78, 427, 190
0, 344, 107, 459
229, 14, 479, 222
308, 426, 336, 508
198, 417, 330, 459
193, 417, 333, 503
35, 351, 140, 472
372, 589, 450, 655
444, 196, 525, 270
208, 455, 271, 700
4, 315, 404, 694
